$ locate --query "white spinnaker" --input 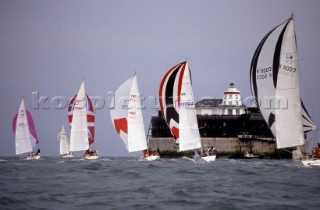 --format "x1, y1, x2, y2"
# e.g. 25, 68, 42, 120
110, 75, 147, 152
252, 18, 310, 149
70, 81, 89, 152
110, 76, 132, 150
254, 20, 288, 137
275, 20, 304, 148
15, 99, 33, 155
178, 64, 201, 151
